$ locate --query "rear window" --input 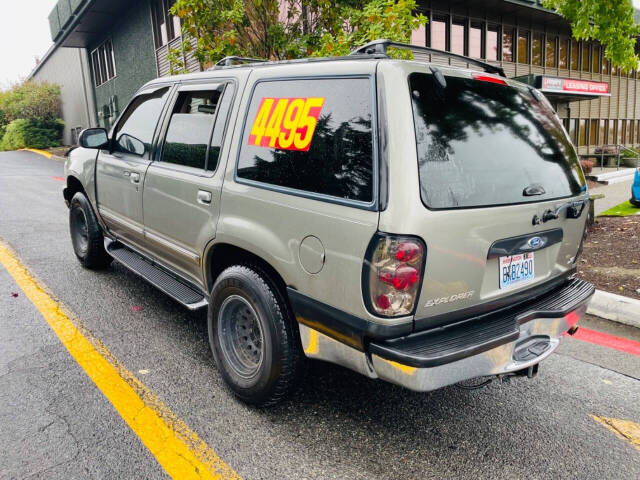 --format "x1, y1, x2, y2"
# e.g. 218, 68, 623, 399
409, 72, 585, 209
236, 77, 374, 204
